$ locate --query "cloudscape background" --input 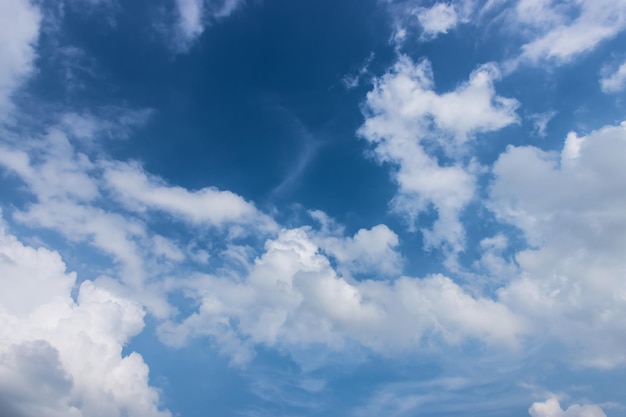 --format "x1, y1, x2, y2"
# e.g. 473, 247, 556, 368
1, 0, 626, 416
